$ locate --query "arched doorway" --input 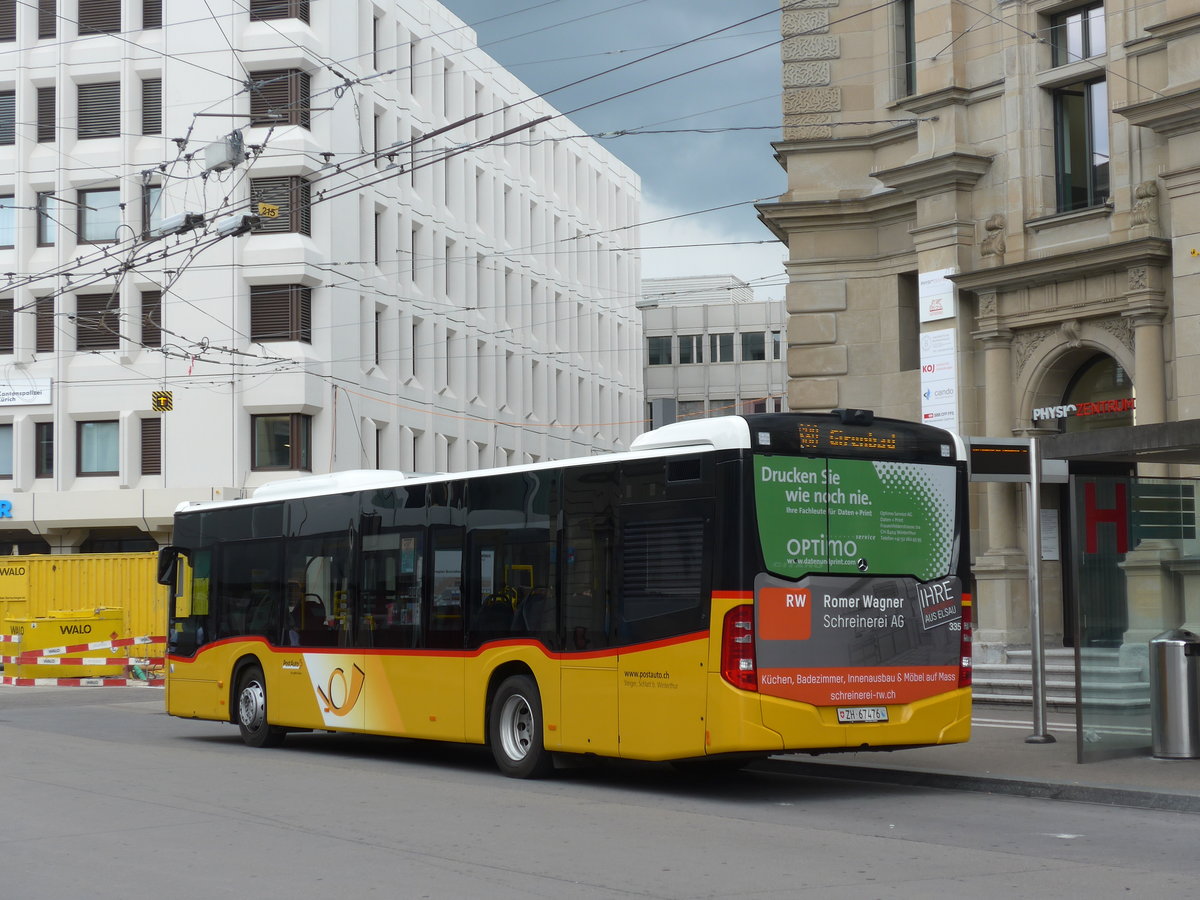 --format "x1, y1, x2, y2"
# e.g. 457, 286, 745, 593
1043, 353, 1136, 647
1060, 354, 1136, 434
